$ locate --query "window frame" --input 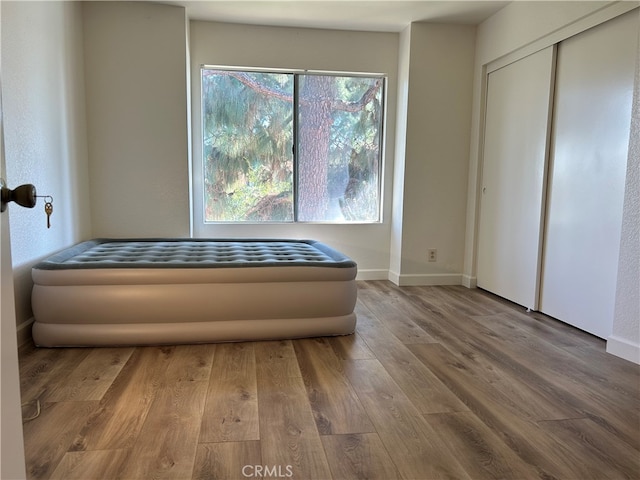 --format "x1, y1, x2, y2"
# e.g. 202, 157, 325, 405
197, 65, 386, 225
